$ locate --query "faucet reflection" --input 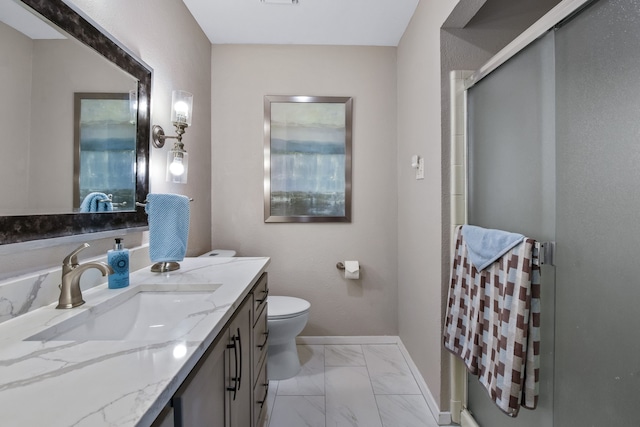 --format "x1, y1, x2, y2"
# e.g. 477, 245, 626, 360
57, 243, 113, 309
